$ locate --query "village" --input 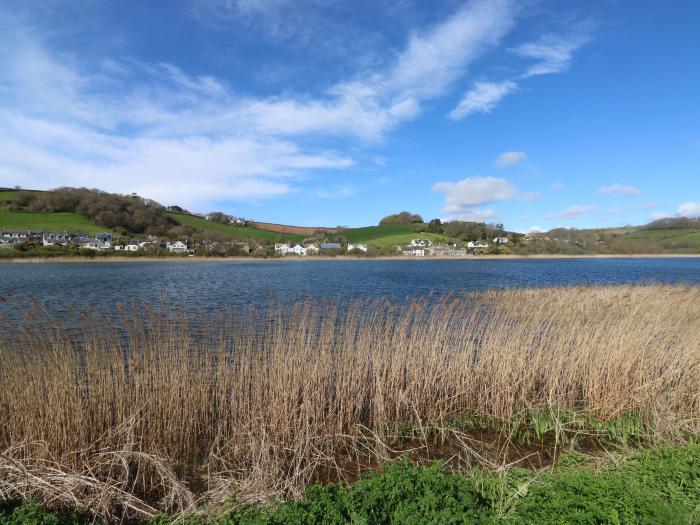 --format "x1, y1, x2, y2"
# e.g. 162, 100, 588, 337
0, 229, 508, 257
